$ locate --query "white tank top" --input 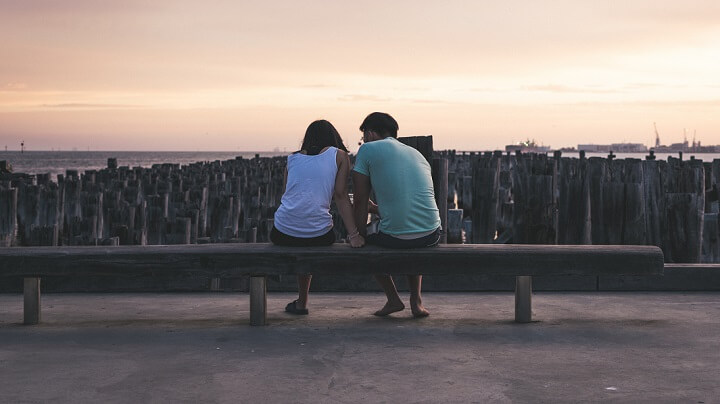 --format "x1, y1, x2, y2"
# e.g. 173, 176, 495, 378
273, 147, 338, 237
